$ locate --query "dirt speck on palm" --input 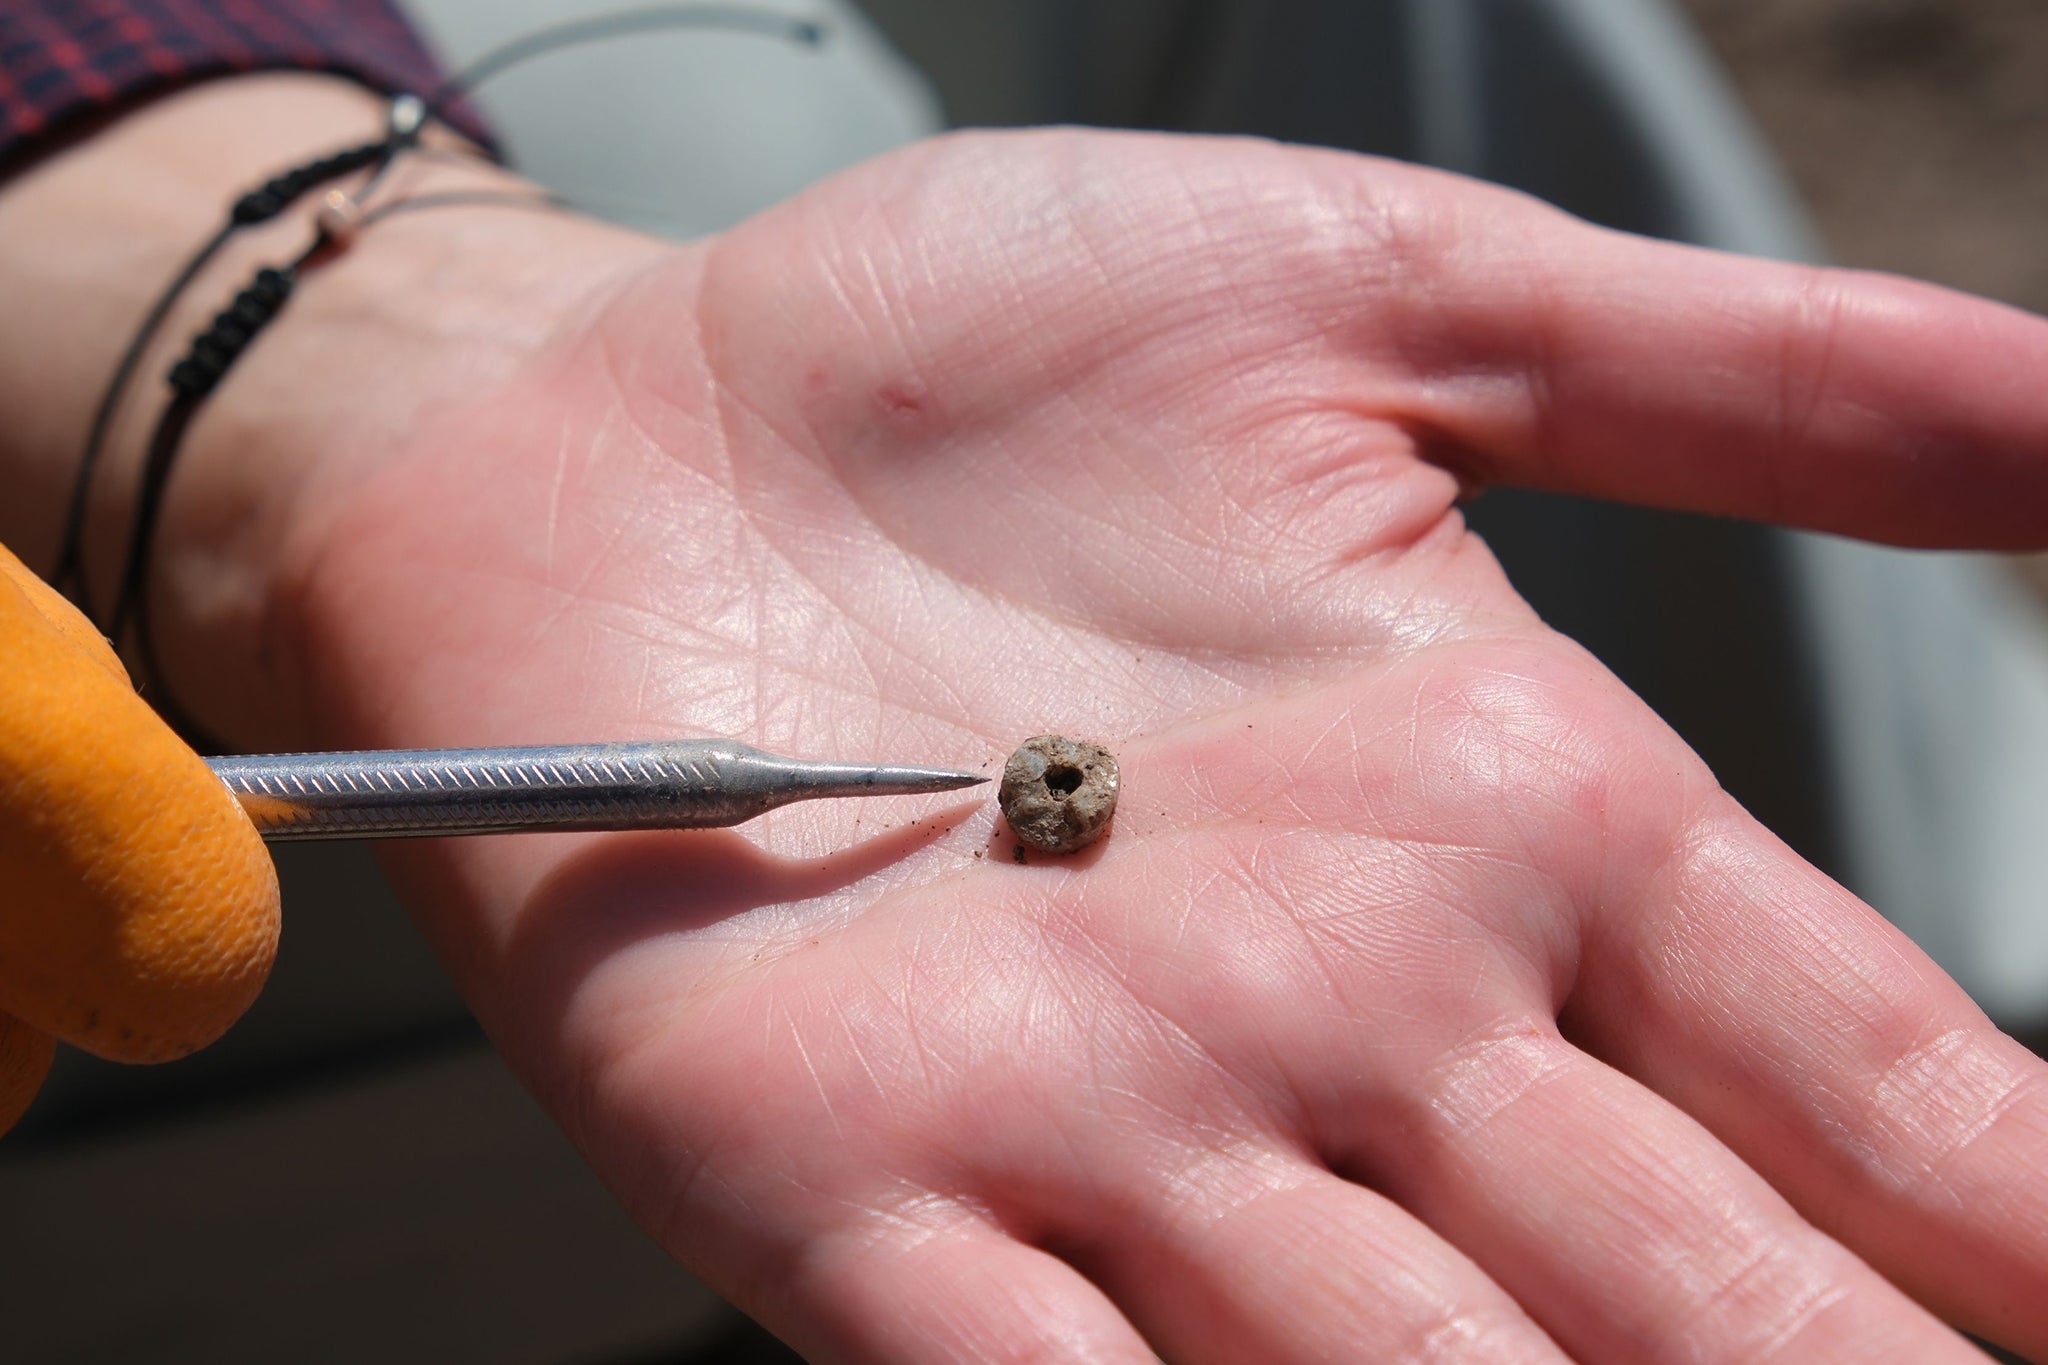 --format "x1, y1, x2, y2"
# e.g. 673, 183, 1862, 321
999, 736, 1118, 855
